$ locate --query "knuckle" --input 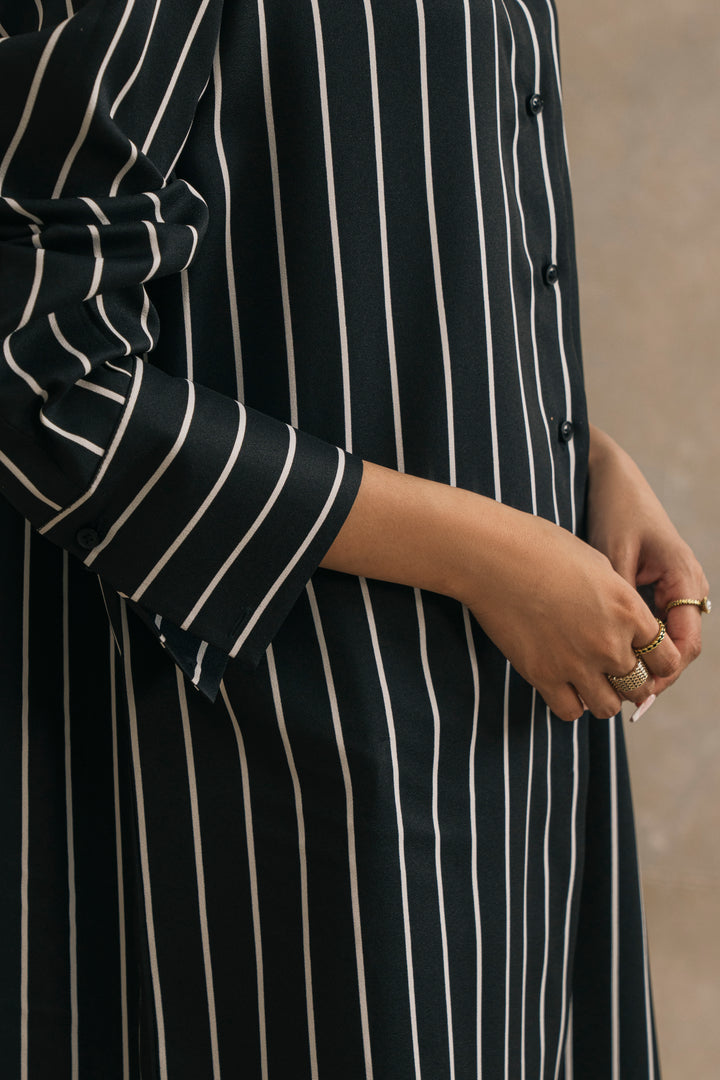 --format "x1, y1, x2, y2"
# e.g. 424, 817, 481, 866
600, 634, 629, 672
602, 697, 622, 719
688, 637, 702, 662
